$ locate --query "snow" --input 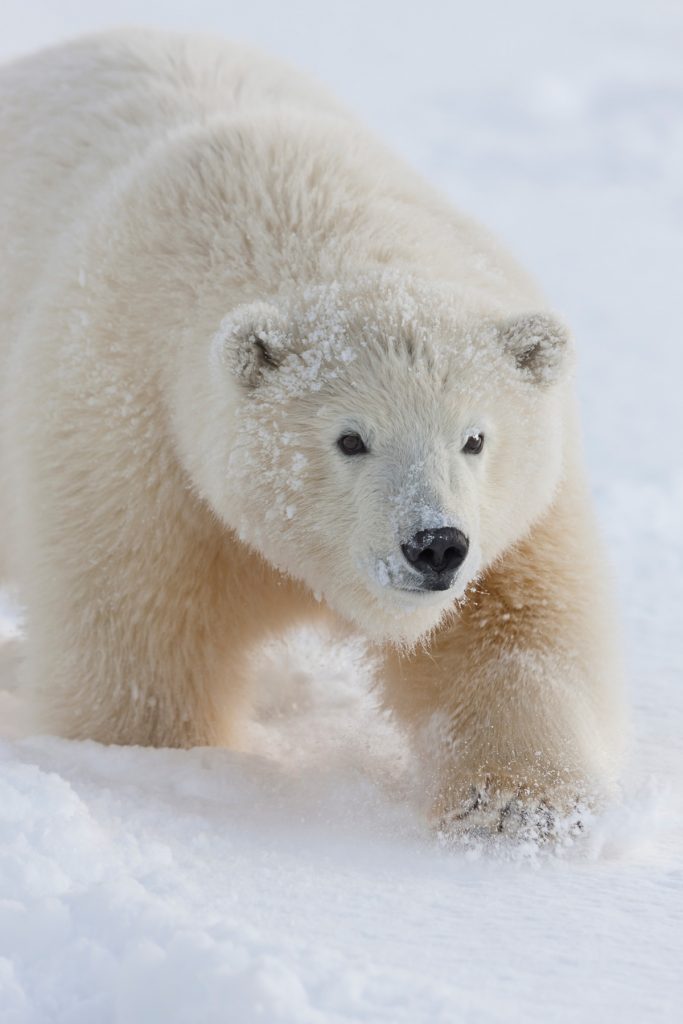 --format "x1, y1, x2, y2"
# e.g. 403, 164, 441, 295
1, 1, 683, 1021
